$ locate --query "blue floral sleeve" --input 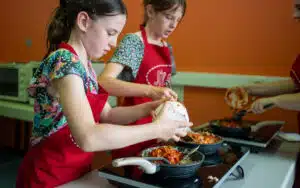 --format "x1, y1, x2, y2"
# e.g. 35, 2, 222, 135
109, 34, 177, 81
109, 34, 144, 81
